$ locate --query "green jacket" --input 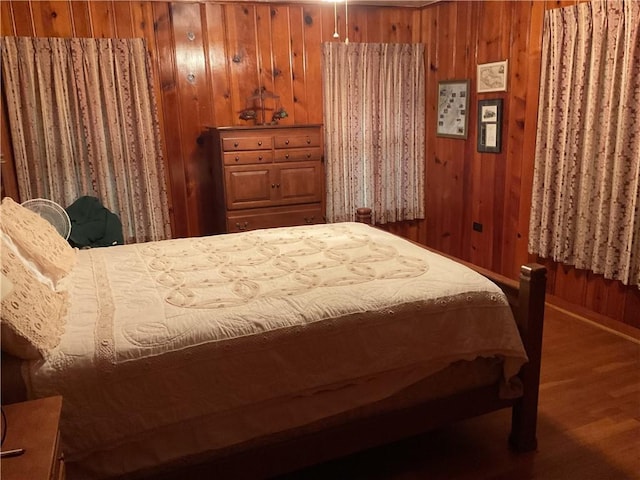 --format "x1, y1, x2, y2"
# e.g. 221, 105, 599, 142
66, 196, 124, 248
